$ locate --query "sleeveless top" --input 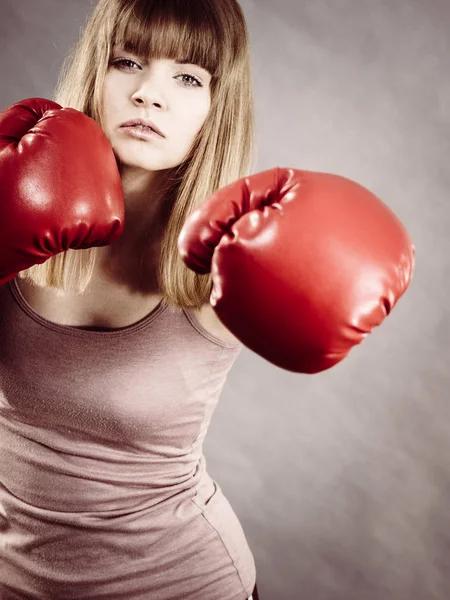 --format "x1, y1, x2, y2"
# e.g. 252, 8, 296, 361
0, 277, 256, 600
